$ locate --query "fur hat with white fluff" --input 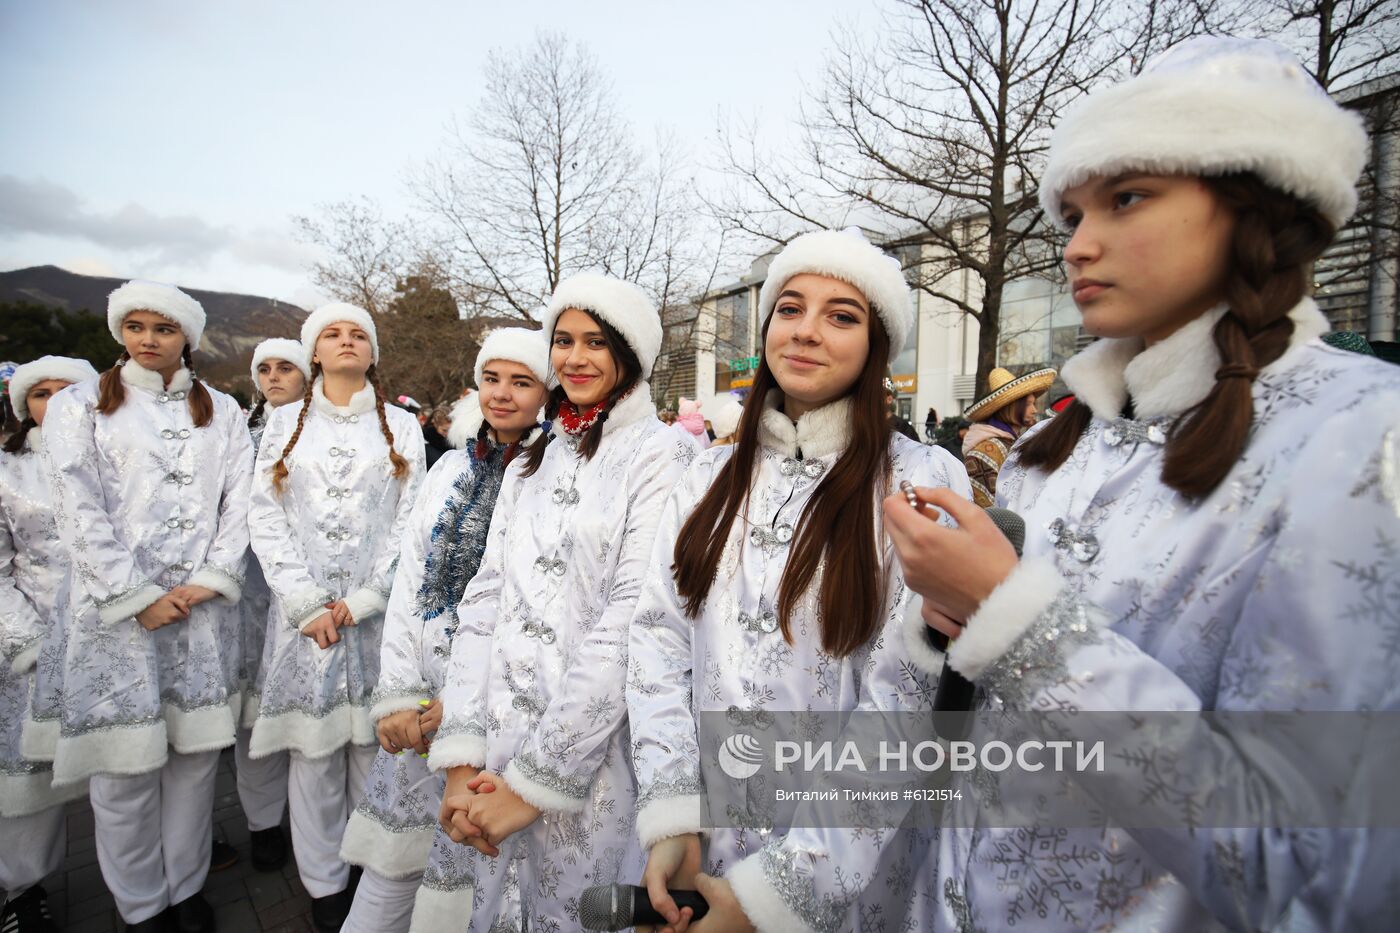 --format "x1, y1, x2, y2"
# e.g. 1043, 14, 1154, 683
9, 356, 99, 421
300, 302, 380, 369
1039, 36, 1368, 228
706, 396, 745, 439
474, 326, 552, 387
107, 280, 207, 351
757, 229, 914, 358
249, 338, 312, 390
541, 273, 662, 379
